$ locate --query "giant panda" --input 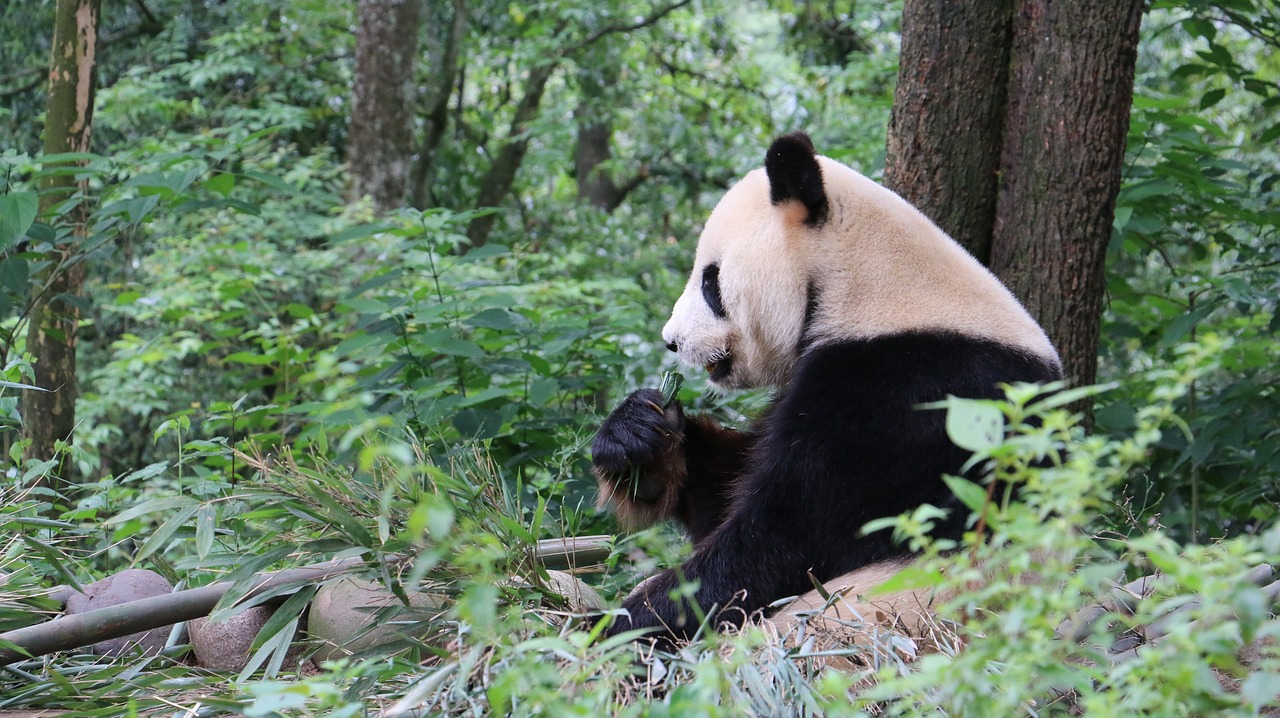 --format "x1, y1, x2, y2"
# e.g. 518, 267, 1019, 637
591, 131, 1063, 645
